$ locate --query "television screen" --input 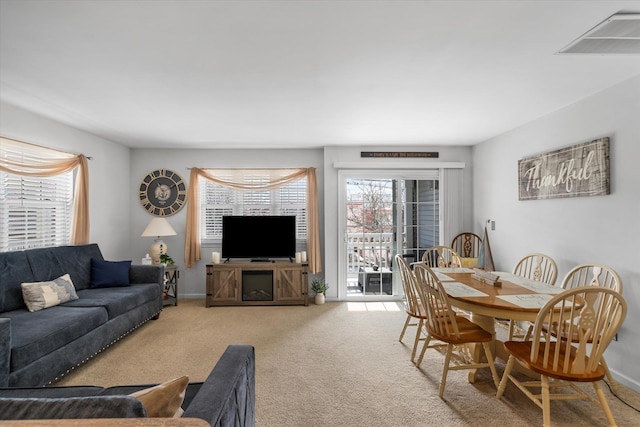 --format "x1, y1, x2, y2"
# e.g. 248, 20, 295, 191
221, 216, 296, 260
